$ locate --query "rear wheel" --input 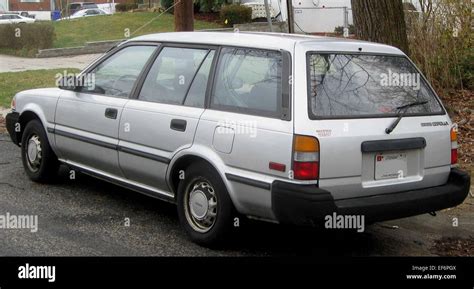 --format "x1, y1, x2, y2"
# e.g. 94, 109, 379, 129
21, 120, 59, 182
177, 162, 235, 247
